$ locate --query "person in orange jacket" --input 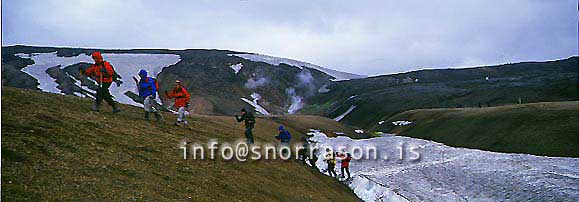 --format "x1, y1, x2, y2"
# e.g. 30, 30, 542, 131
165, 80, 190, 126
82, 51, 121, 113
